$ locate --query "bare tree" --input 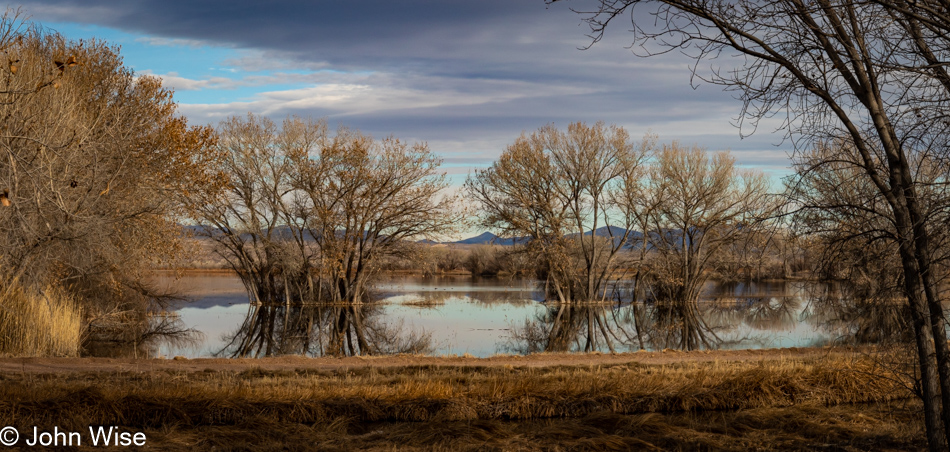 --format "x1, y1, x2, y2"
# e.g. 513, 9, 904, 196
553, 1, 950, 447
465, 122, 652, 303
788, 140, 950, 342
0, 15, 216, 350
289, 127, 460, 304
190, 114, 459, 308
629, 144, 774, 349
186, 114, 319, 306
